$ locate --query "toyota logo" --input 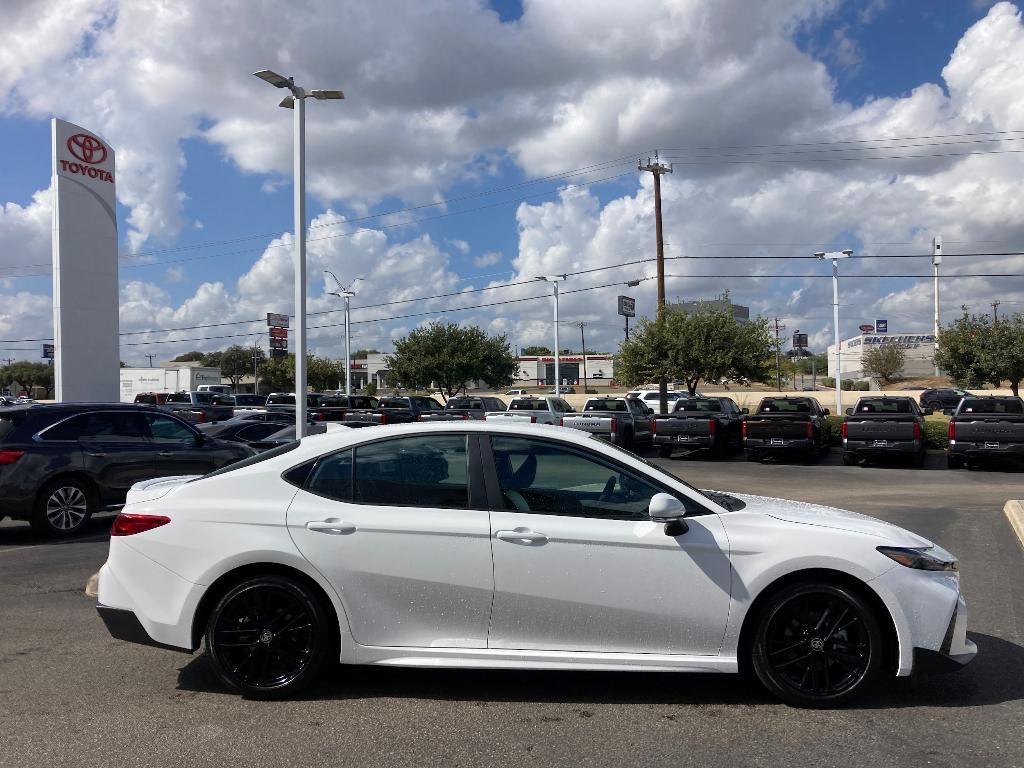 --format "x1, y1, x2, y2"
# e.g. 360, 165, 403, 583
67, 133, 107, 165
